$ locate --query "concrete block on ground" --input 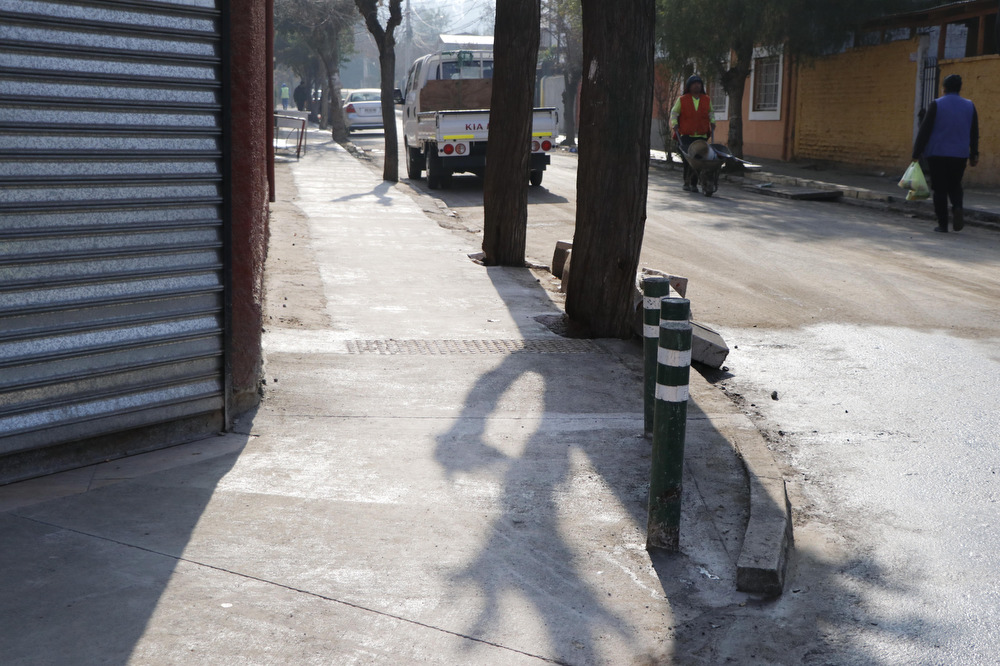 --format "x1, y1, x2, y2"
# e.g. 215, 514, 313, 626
552, 240, 572, 278
855, 188, 888, 202
691, 321, 729, 369
559, 249, 572, 293
736, 476, 792, 596
640, 267, 688, 298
